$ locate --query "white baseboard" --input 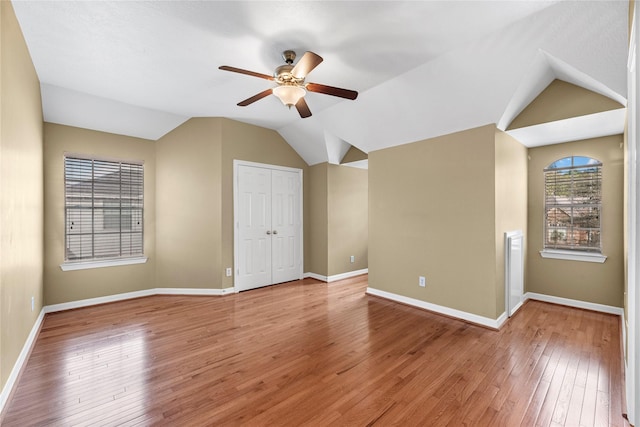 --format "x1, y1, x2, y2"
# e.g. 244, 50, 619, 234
327, 268, 368, 282
0, 308, 45, 414
304, 268, 368, 283
524, 292, 624, 316
44, 289, 156, 313
495, 311, 508, 328
509, 300, 525, 317
366, 287, 506, 329
304, 272, 327, 281
155, 287, 235, 296
44, 287, 236, 314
